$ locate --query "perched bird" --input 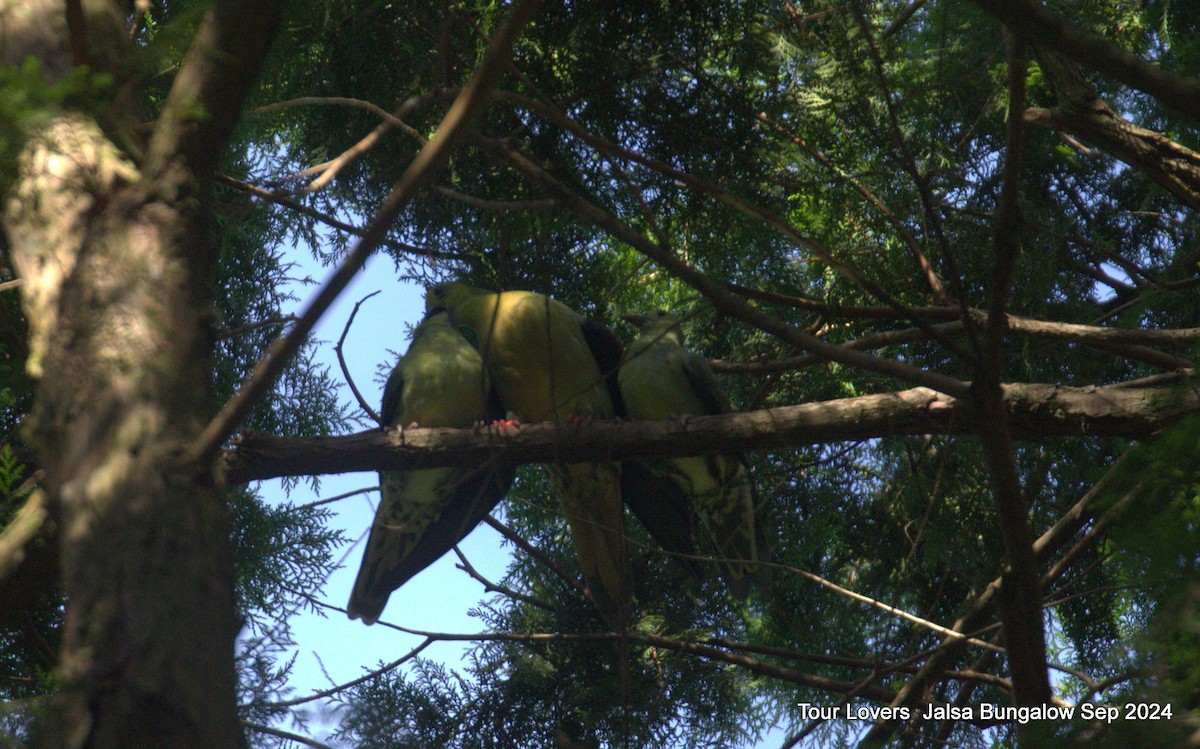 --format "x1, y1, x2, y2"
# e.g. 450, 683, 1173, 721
619, 310, 766, 598
425, 282, 630, 626
348, 306, 514, 625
